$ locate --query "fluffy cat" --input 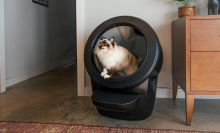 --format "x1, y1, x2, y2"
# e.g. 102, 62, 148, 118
95, 37, 138, 79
